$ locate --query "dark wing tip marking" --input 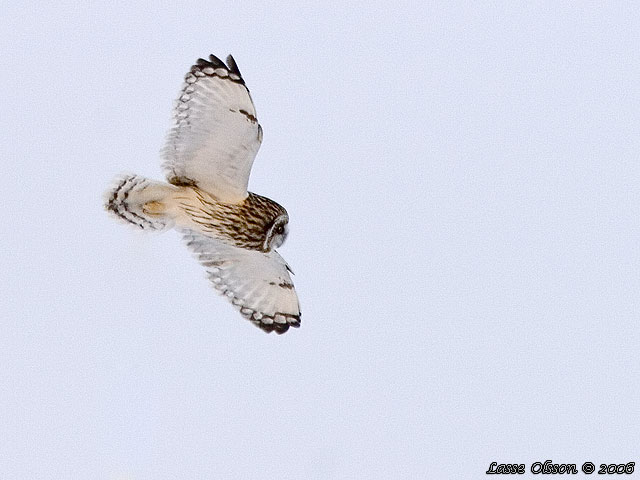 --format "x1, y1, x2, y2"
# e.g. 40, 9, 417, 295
259, 323, 289, 334
225, 55, 242, 77
186, 54, 246, 86
254, 312, 301, 334
256, 314, 301, 335
206, 54, 226, 67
